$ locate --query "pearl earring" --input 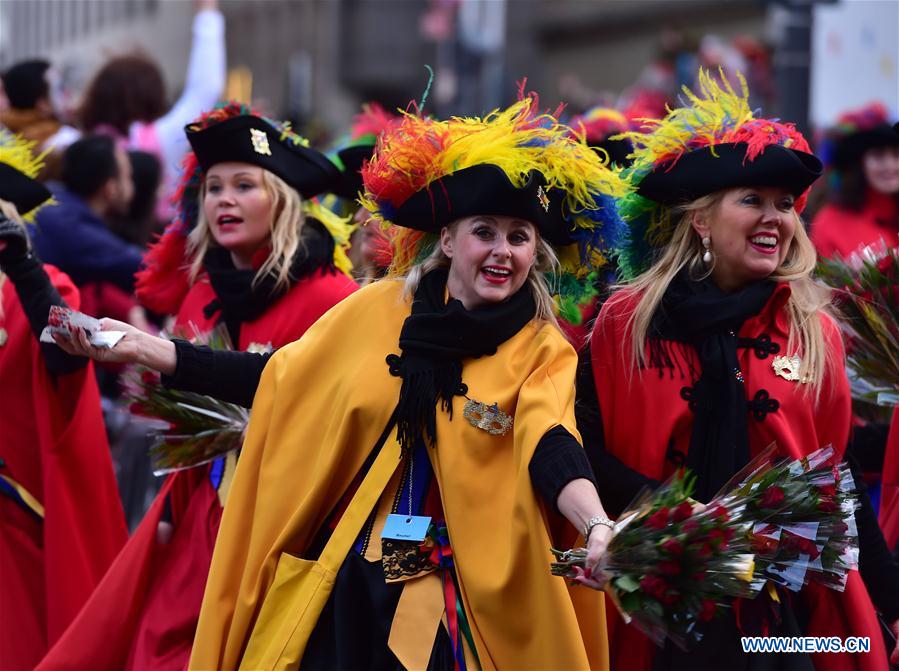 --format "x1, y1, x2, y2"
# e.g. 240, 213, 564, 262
702, 236, 712, 264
